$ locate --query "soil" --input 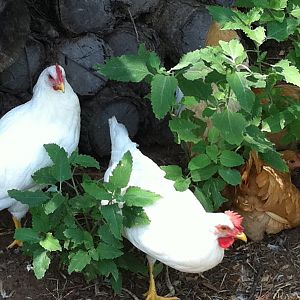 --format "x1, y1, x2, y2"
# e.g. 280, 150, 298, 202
0, 144, 299, 300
